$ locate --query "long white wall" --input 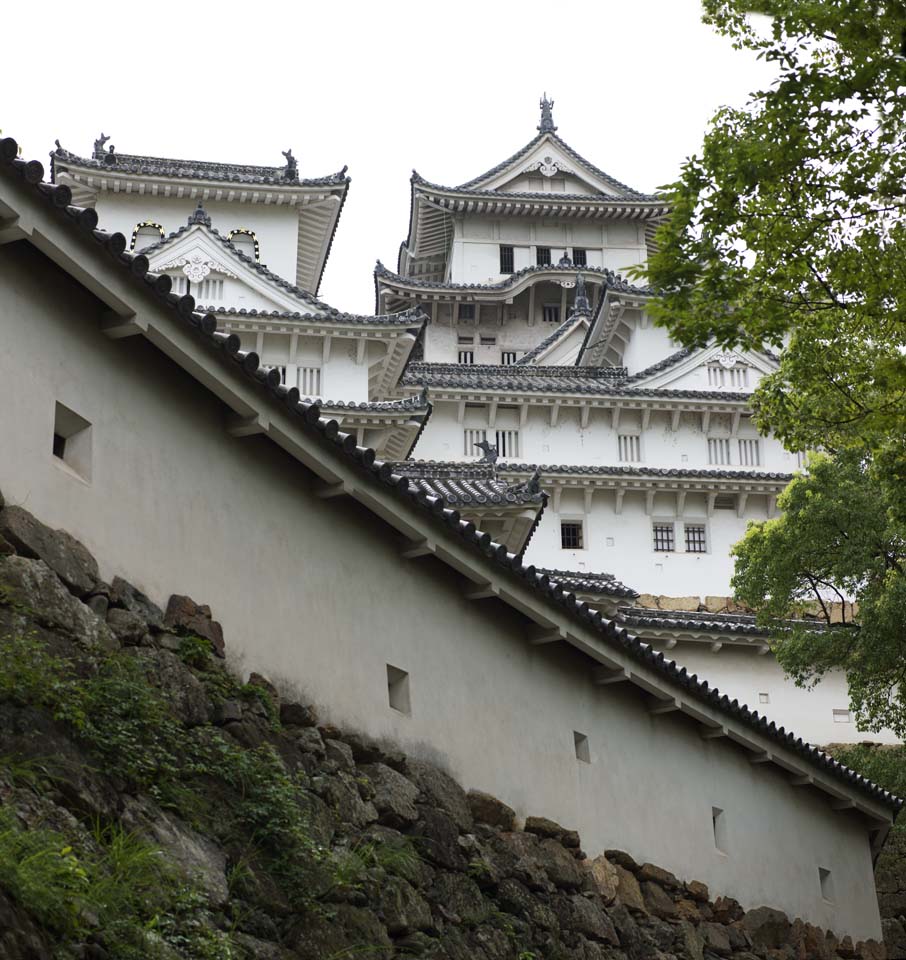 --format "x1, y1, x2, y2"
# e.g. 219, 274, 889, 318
0, 240, 885, 939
